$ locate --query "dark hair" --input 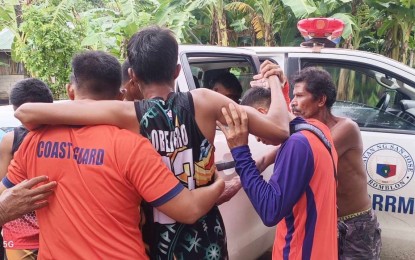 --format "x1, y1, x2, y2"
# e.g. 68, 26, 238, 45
291, 67, 337, 109
10, 78, 53, 108
240, 87, 271, 109
121, 59, 131, 84
71, 50, 121, 99
127, 26, 178, 84
212, 72, 243, 102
